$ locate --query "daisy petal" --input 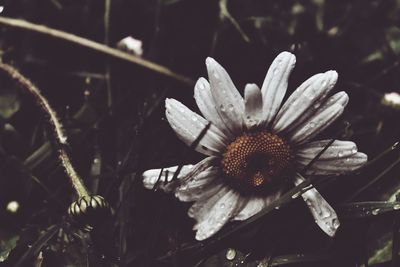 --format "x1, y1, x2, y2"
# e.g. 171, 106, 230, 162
175, 165, 220, 202
206, 57, 244, 135
194, 77, 234, 139
142, 165, 193, 191
261, 51, 296, 124
193, 189, 242, 240
188, 186, 229, 221
289, 103, 345, 145
244, 83, 264, 129
299, 152, 367, 175
273, 71, 338, 133
233, 197, 265, 221
296, 140, 358, 160
142, 157, 215, 191
166, 98, 228, 155
294, 174, 340, 237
